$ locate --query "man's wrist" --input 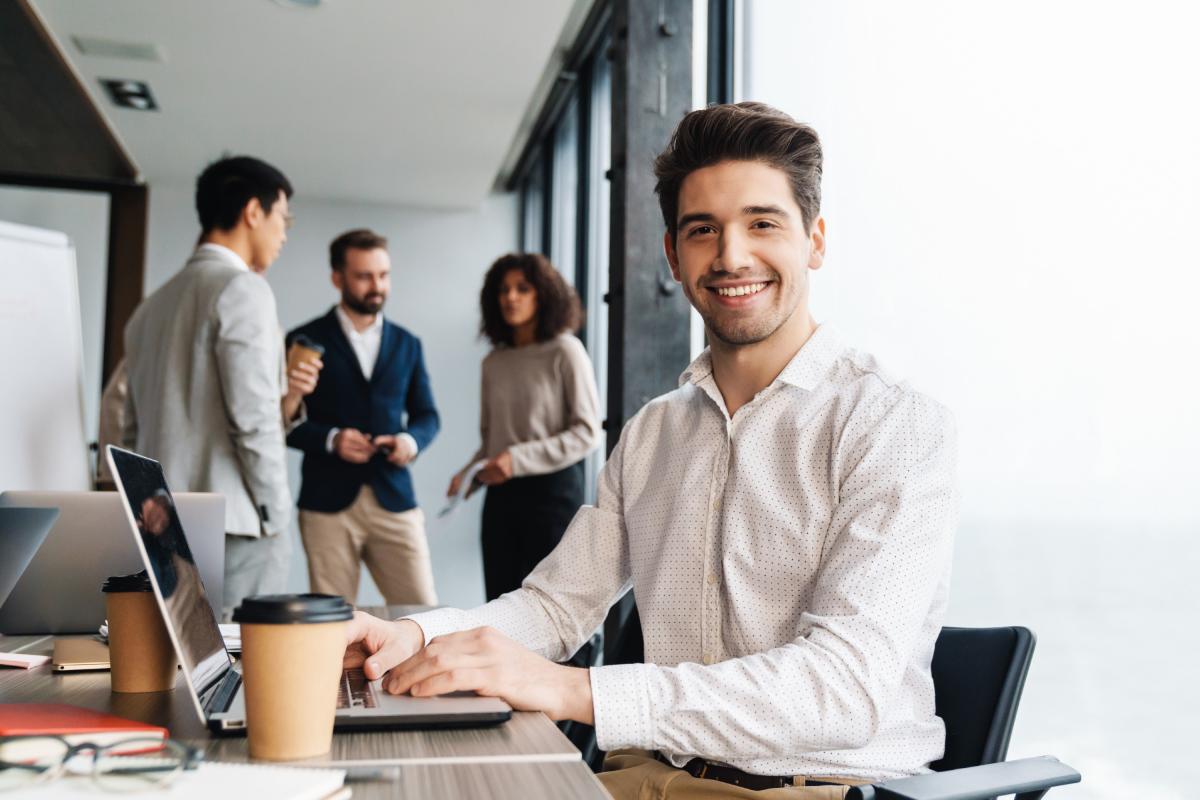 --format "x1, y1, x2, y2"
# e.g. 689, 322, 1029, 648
395, 618, 426, 650
556, 665, 594, 725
